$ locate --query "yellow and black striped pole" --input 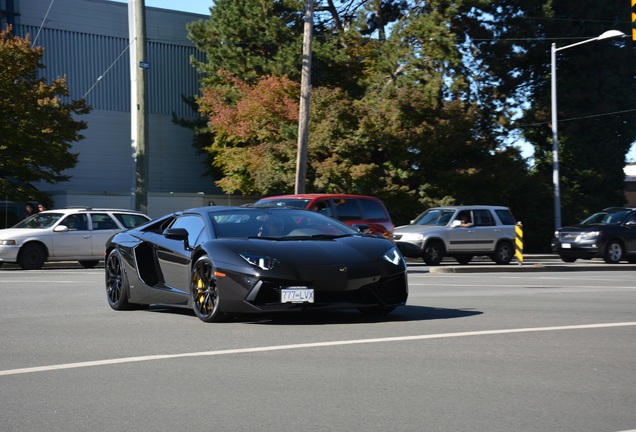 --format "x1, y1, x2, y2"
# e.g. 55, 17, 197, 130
515, 222, 523, 265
